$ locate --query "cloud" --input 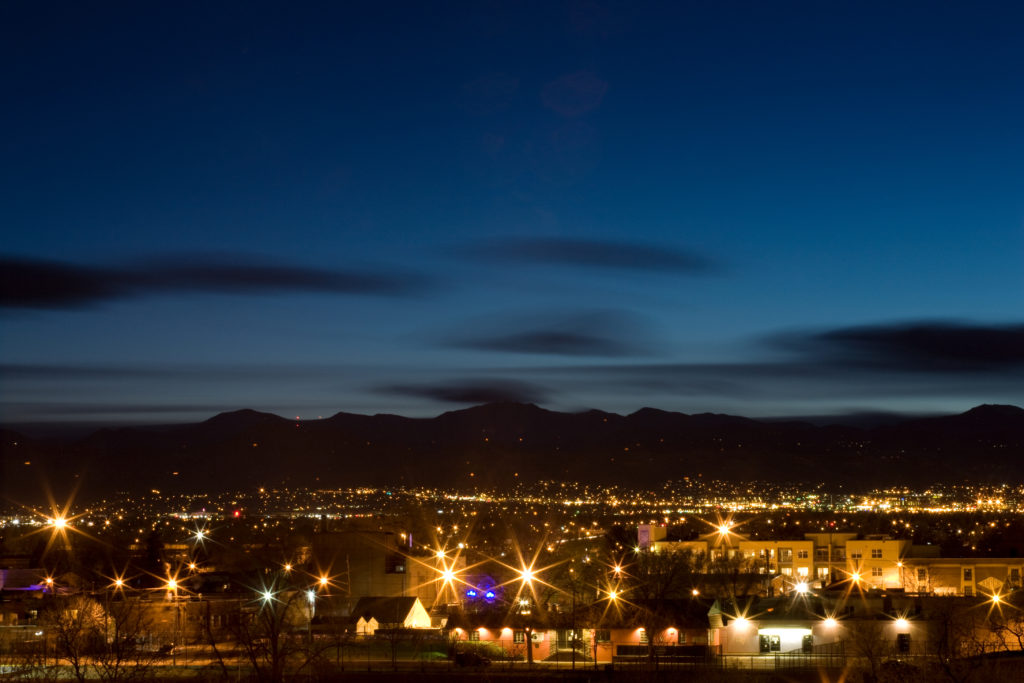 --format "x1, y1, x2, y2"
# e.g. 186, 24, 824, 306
542, 71, 608, 117
447, 310, 650, 357
463, 237, 717, 273
0, 254, 427, 309
779, 321, 1024, 372
3, 401, 232, 416
377, 379, 548, 404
